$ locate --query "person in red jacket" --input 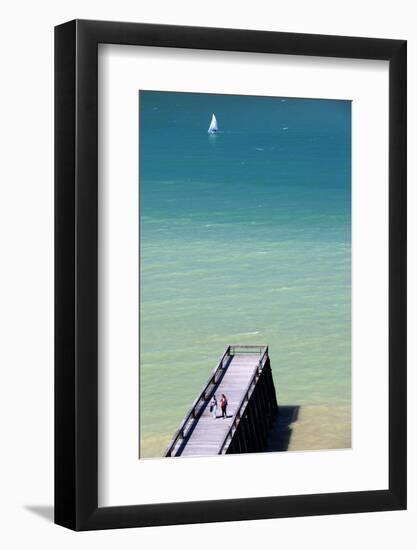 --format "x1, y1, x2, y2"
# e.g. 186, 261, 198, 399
220, 394, 228, 418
